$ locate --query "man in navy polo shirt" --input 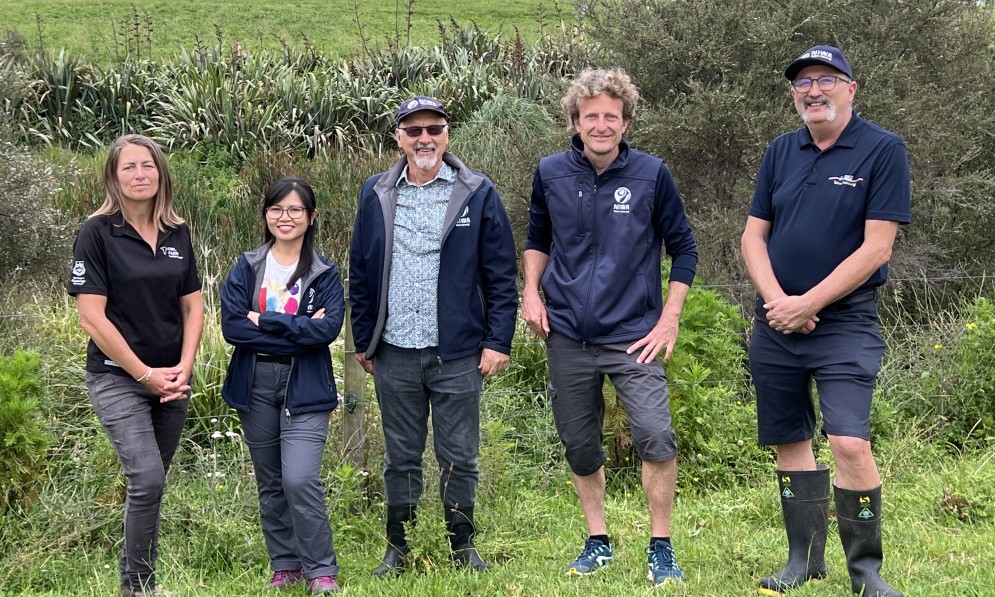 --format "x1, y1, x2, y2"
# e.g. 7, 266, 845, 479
742, 45, 909, 597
